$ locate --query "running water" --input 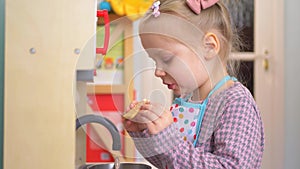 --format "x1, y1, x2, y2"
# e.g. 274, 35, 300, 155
114, 156, 120, 169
